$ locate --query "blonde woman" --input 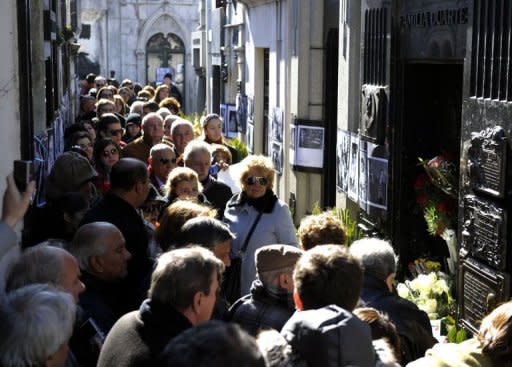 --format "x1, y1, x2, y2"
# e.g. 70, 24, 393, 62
224, 155, 297, 298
